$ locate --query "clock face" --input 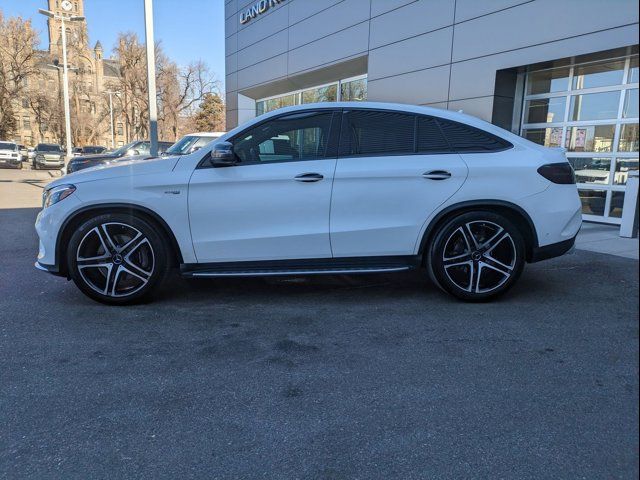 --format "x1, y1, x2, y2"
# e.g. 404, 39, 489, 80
61, 0, 73, 12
